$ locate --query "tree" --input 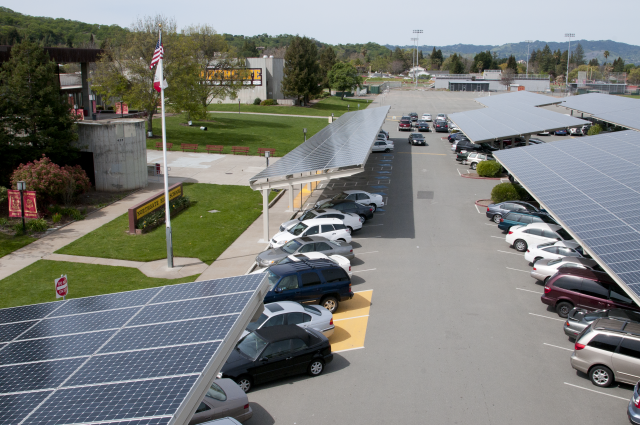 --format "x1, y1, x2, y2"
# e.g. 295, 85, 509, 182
612, 57, 625, 72
628, 68, 640, 85
390, 60, 404, 75
446, 53, 465, 74
573, 43, 586, 65
328, 62, 362, 99
240, 39, 259, 58
393, 47, 409, 70
418, 50, 424, 61
471, 50, 494, 73
603, 50, 610, 64
0, 39, 79, 186
505, 55, 518, 74
588, 58, 599, 67
319, 46, 337, 89
568, 64, 603, 82
539, 44, 553, 74
500, 69, 515, 90
281, 36, 321, 104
